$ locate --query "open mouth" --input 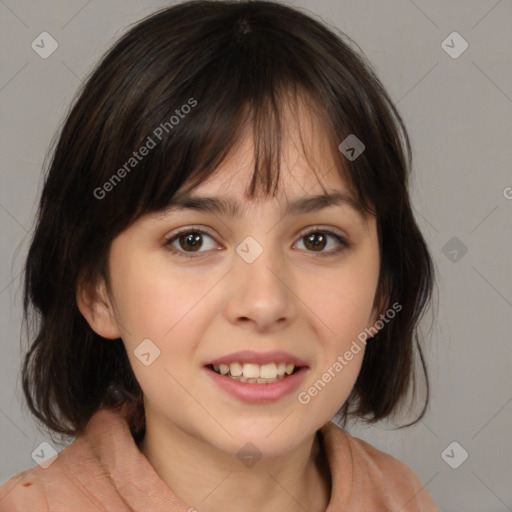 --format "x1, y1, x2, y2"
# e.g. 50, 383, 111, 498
205, 362, 302, 384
